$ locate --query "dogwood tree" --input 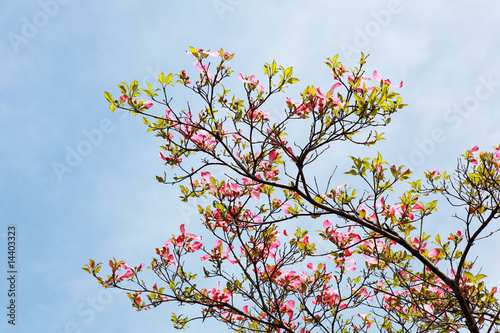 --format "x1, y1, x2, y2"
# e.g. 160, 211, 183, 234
84, 47, 500, 332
